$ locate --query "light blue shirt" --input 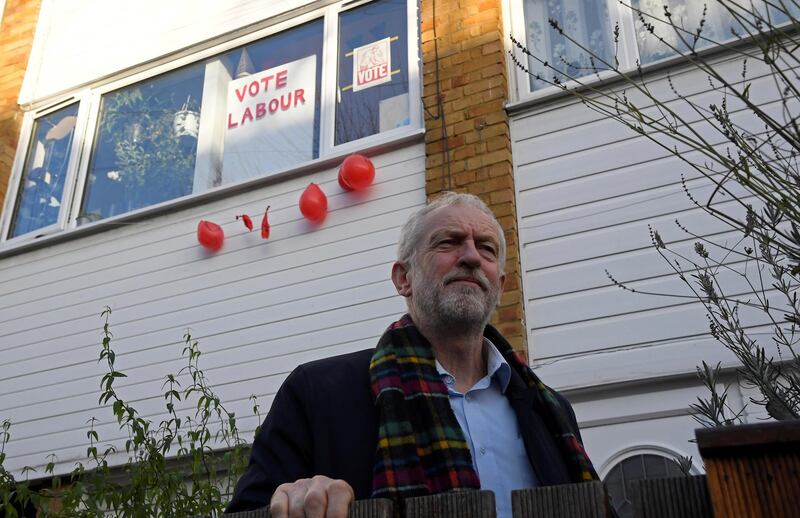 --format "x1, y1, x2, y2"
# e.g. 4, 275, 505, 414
436, 340, 539, 518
